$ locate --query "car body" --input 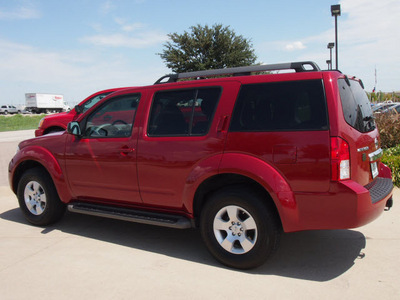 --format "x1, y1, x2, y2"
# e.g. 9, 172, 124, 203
0, 105, 19, 114
383, 103, 400, 114
34, 88, 127, 136
9, 62, 394, 269
372, 102, 399, 114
